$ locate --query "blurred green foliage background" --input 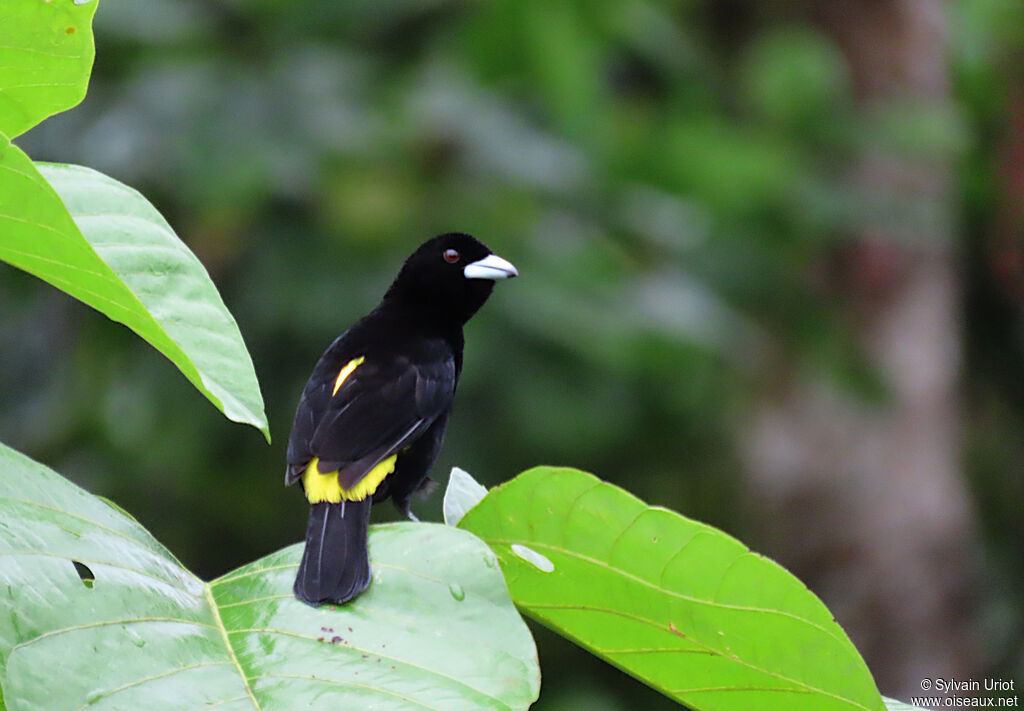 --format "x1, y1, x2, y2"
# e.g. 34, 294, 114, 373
3, 0, 1023, 707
